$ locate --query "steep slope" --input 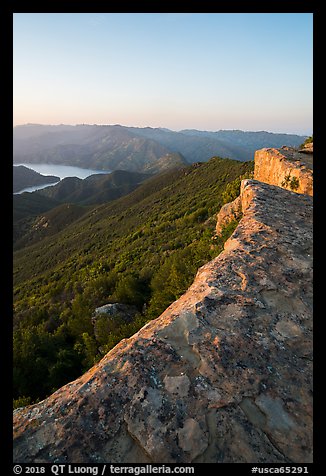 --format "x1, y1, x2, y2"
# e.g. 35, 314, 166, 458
13, 193, 62, 245
13, 158, 251, 287
13, 165, 59, 193
37, 170, 151, 205
141, 152, 187, 174
13, 193, 60, 223
13, 157, 253, 403
14, 203, 91, 250
13, 170, 151, 249
13, 175, 313, 463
